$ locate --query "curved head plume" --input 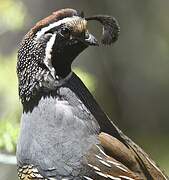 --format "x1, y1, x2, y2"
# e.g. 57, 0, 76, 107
85, 15, 120, 45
